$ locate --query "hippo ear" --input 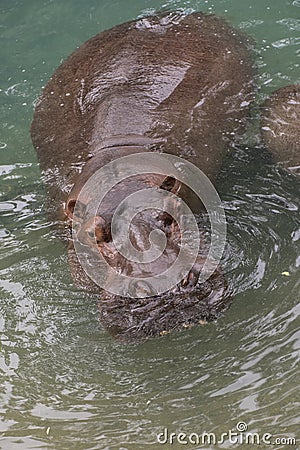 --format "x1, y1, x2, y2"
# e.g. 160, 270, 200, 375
160, 175, 181, 194
65, 198, 86, 220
